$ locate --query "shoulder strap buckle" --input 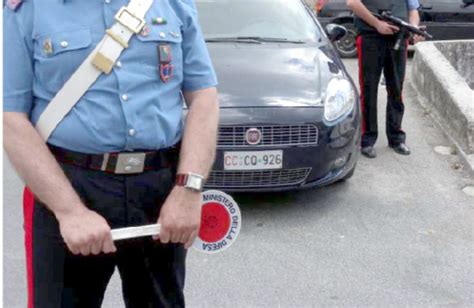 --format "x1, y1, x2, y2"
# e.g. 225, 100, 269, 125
115, 7, 146, 34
